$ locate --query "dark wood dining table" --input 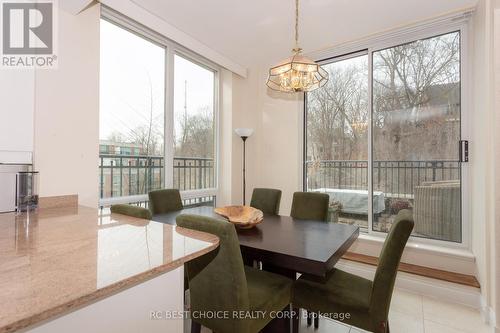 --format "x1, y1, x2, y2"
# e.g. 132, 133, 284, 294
153, 206, 360, 332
